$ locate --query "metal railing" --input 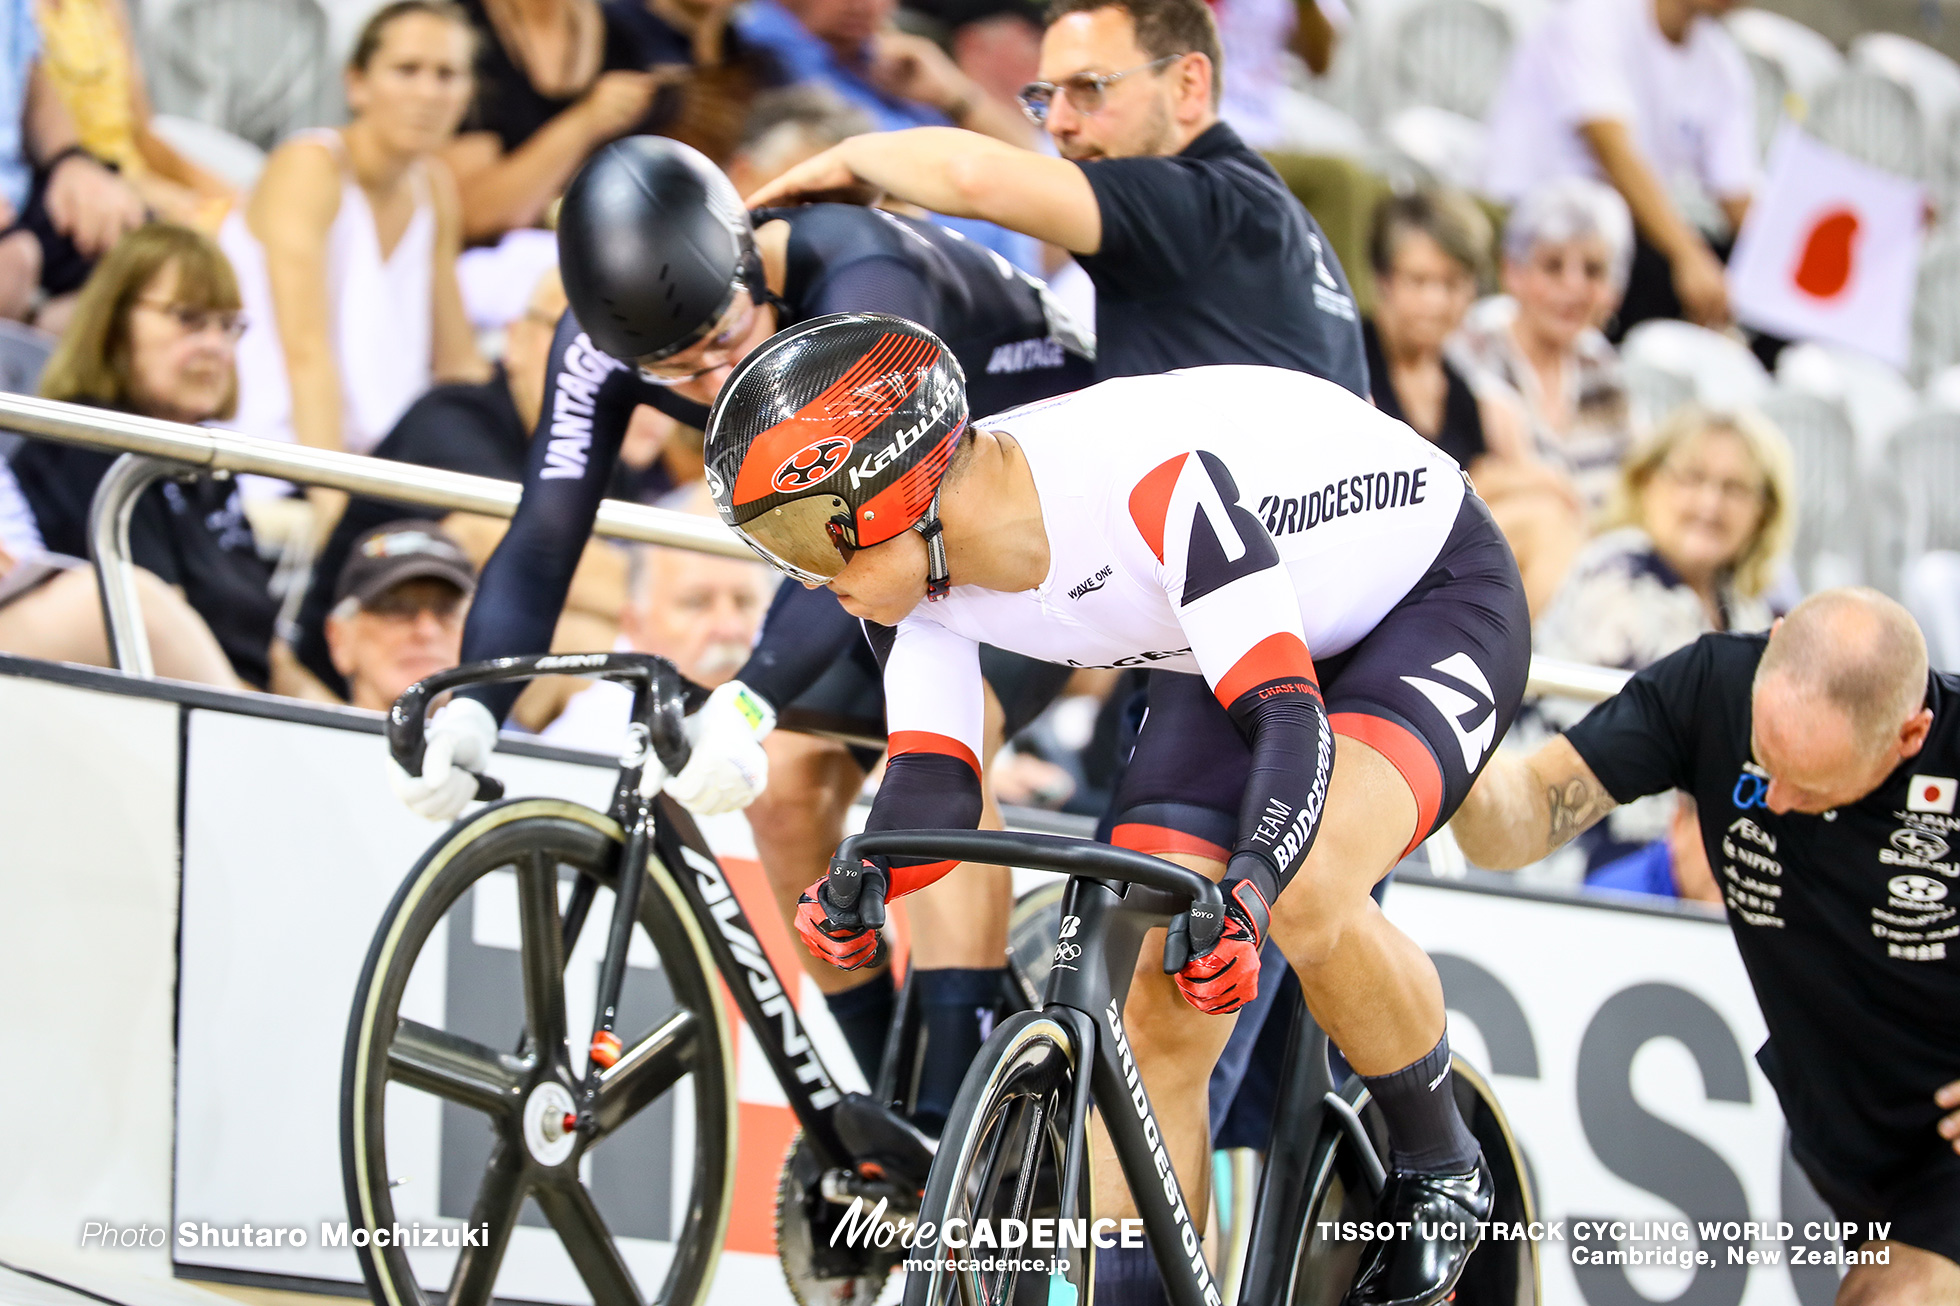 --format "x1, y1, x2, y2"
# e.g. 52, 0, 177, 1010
0, 392, 1632, 704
